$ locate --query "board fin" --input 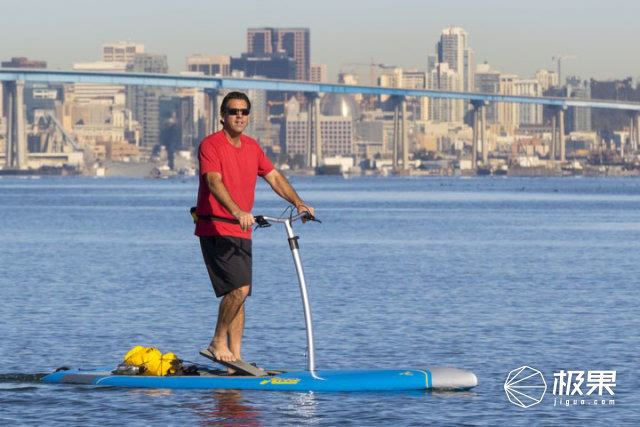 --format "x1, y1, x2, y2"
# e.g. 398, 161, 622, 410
199, 349, 268, 377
